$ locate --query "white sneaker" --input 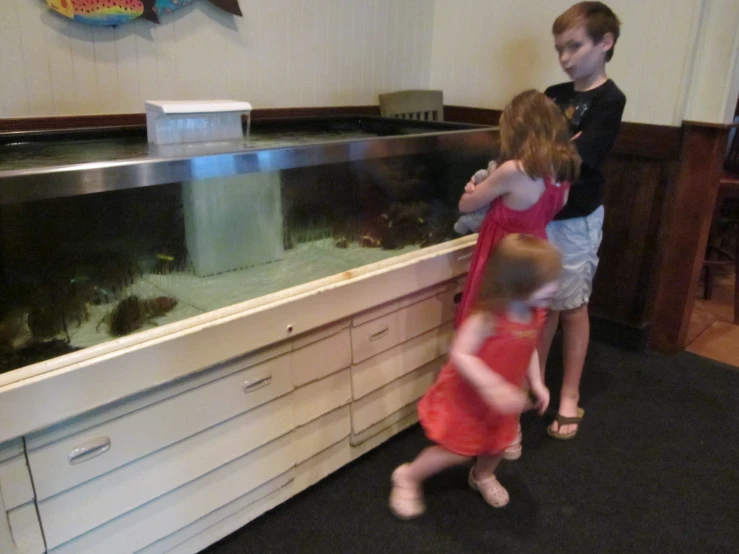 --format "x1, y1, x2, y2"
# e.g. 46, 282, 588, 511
502, 424, 522, 461
468, 467, 510, 508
